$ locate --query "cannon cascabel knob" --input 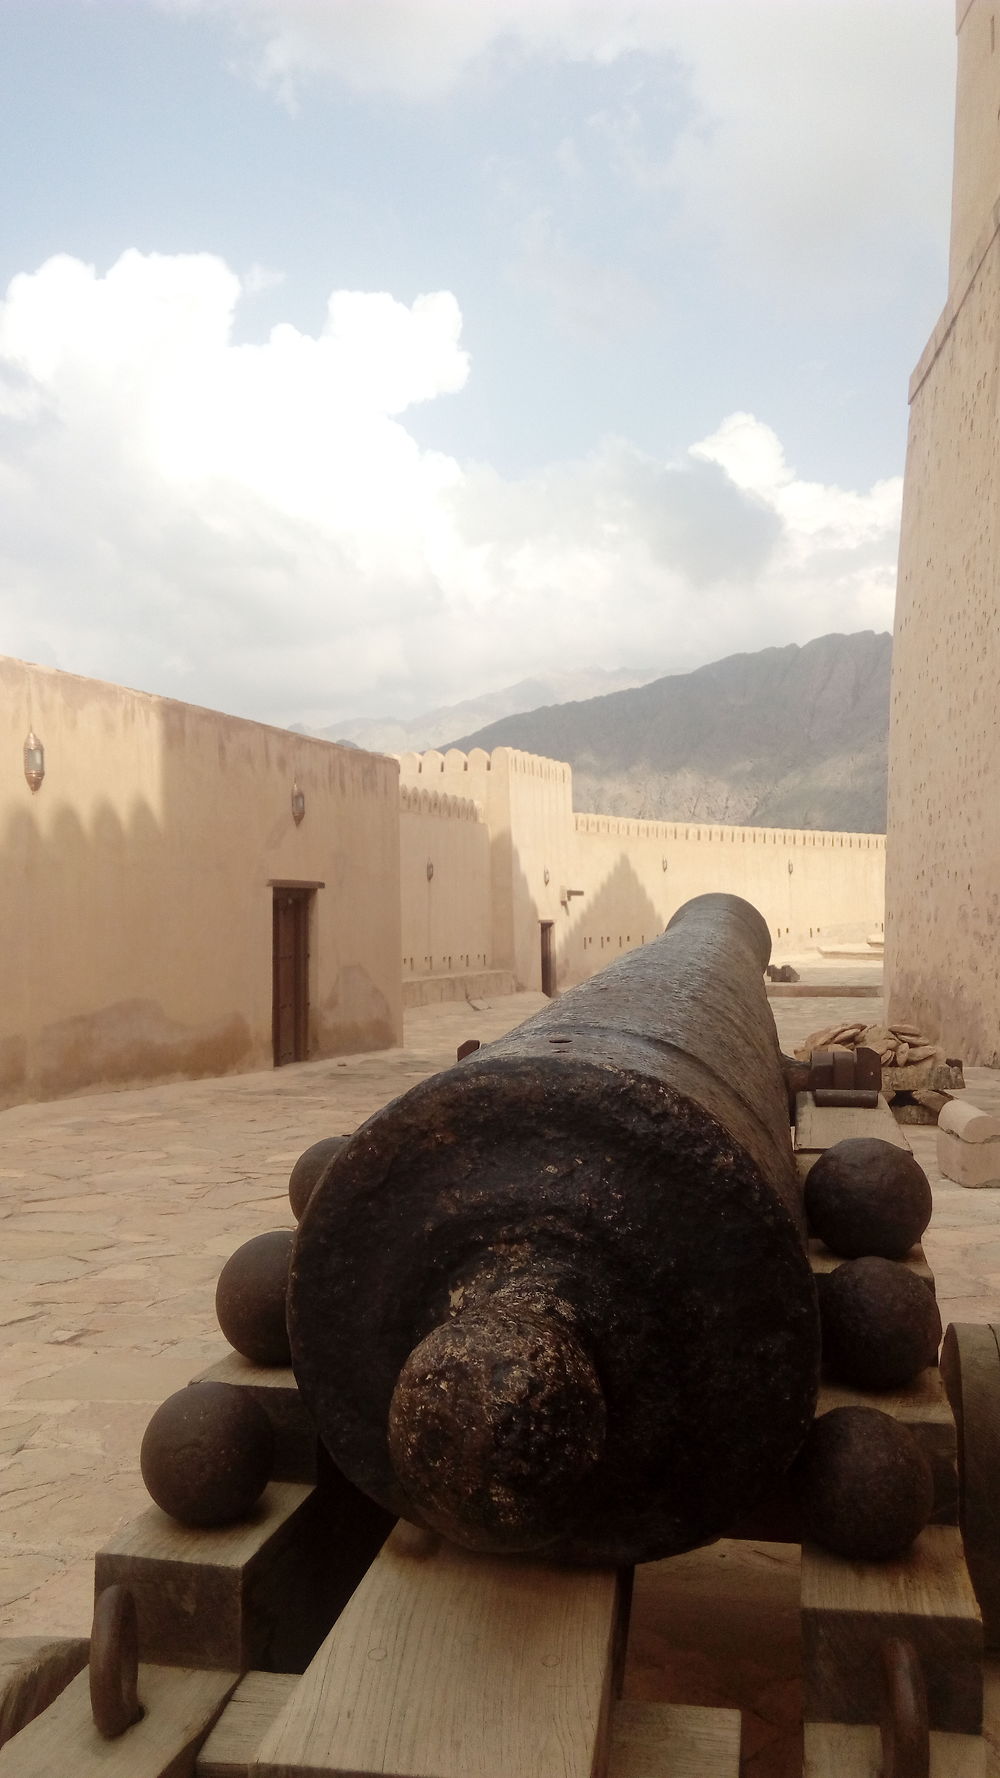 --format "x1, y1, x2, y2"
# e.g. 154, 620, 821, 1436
388, 1305, 606, 1552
